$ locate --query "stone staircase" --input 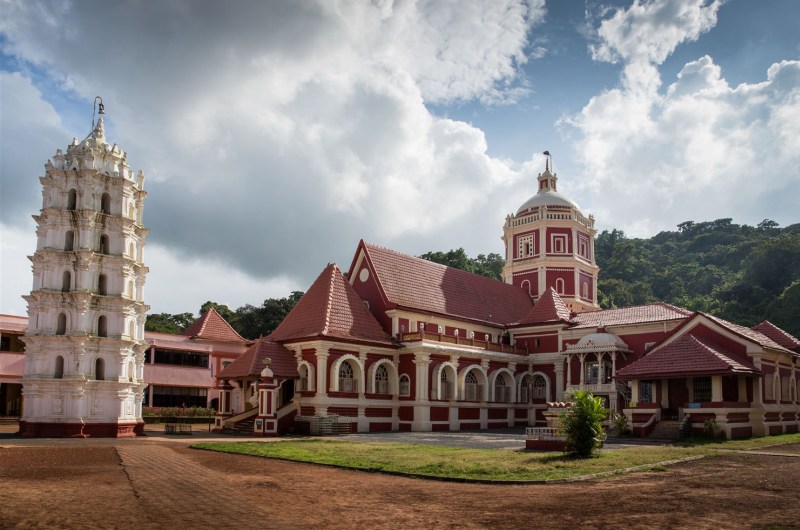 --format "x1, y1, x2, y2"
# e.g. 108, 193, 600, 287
647, 420, 682, 440
224, 417, 256, 435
